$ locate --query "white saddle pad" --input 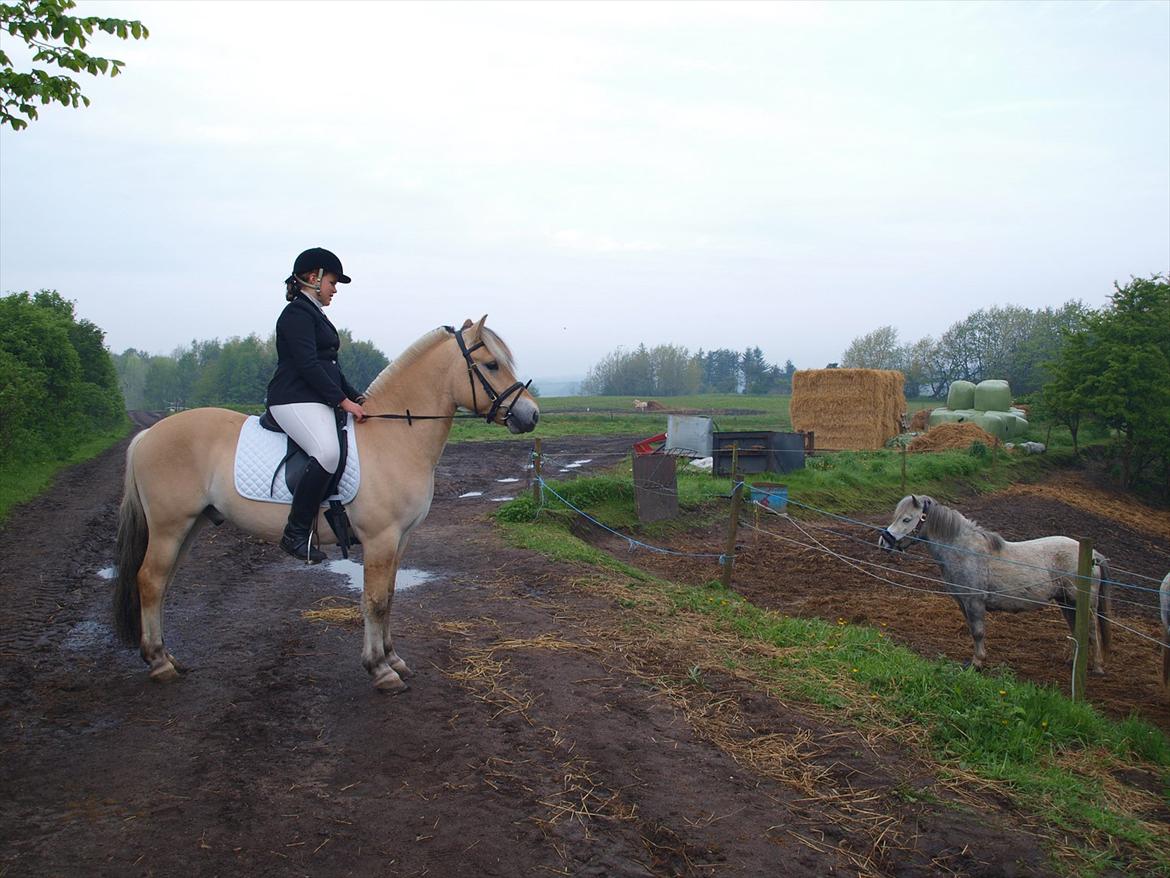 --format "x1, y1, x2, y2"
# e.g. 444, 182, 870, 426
233, 415, 360, 505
